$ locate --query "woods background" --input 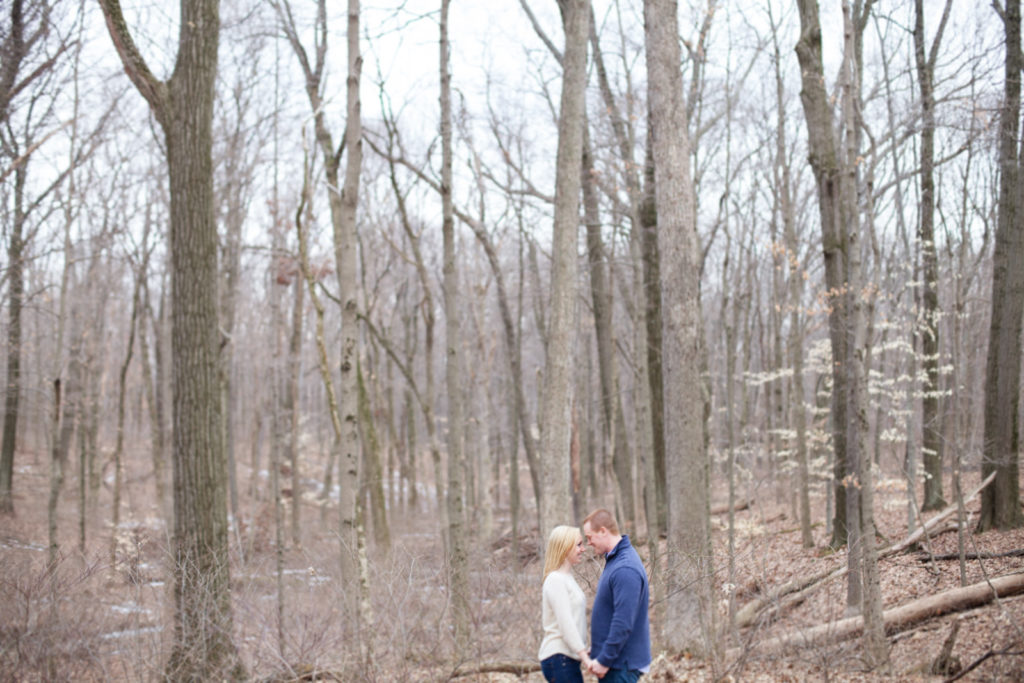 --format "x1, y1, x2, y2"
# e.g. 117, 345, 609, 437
1, 0, 1023, 680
